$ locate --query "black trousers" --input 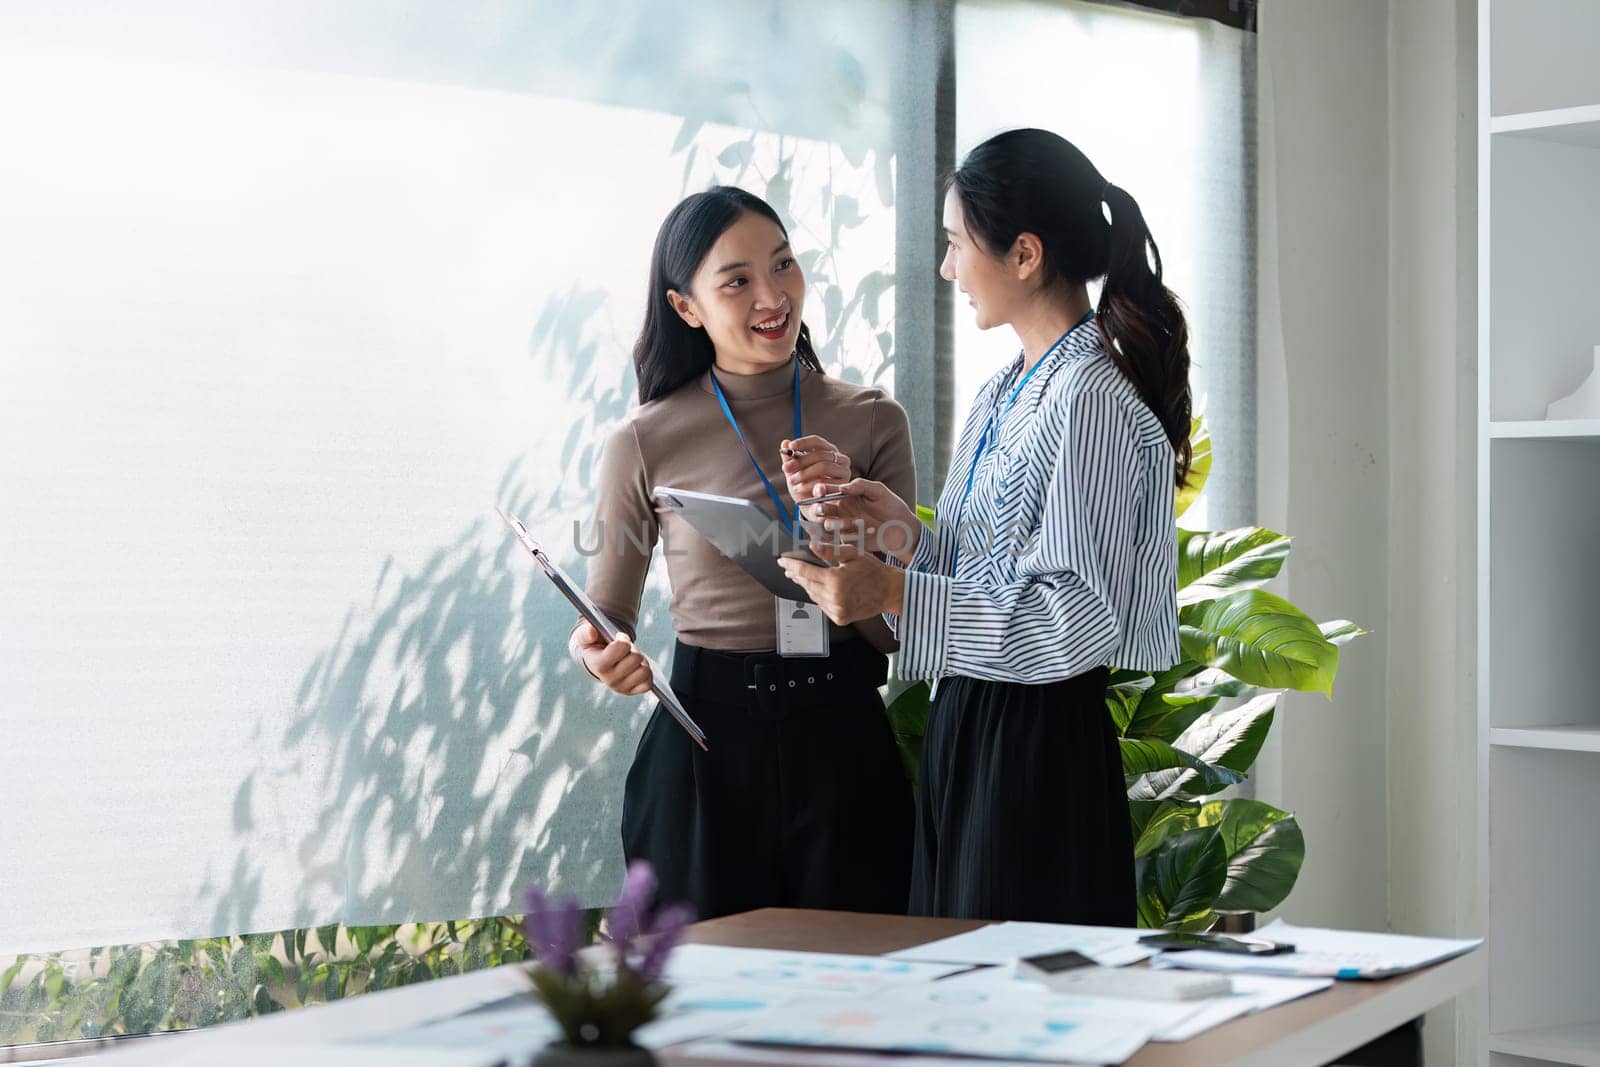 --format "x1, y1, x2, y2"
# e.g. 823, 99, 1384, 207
621, 639, 914, 921
910, 667, 1135, 925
